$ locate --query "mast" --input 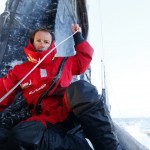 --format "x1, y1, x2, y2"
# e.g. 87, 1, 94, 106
101, 59, 111, 112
